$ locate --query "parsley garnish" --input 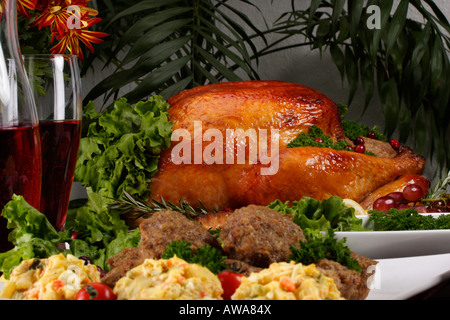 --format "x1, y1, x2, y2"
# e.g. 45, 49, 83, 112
341, 120, 387, 142
287, 125, 376, 156
287, 126, 350, 150
369, 208, 450, 231
162, 240, 228, 274
289, 229, 362, 273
